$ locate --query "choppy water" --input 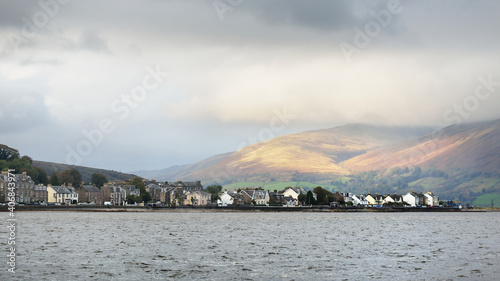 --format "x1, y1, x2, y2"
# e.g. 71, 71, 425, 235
1, 211, 499, 280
